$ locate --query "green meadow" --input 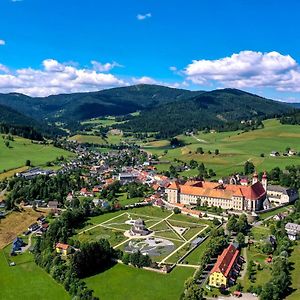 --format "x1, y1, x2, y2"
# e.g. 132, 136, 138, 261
142, 119, 300, 177
0, 246, 69, 300
85, 263, 193, 300
0, 136, 73, 173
